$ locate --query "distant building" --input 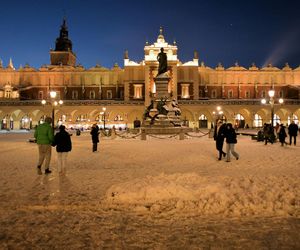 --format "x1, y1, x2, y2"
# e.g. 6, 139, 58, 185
0, 19, 299, 130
